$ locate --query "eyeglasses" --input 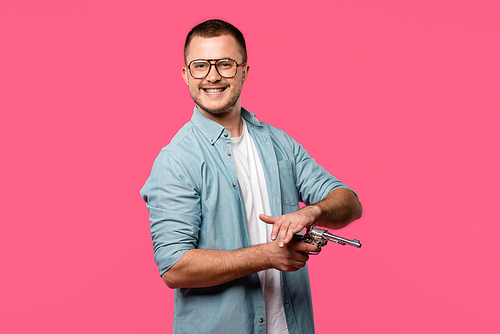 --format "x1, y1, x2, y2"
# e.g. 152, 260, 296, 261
187, 58, 247, 79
